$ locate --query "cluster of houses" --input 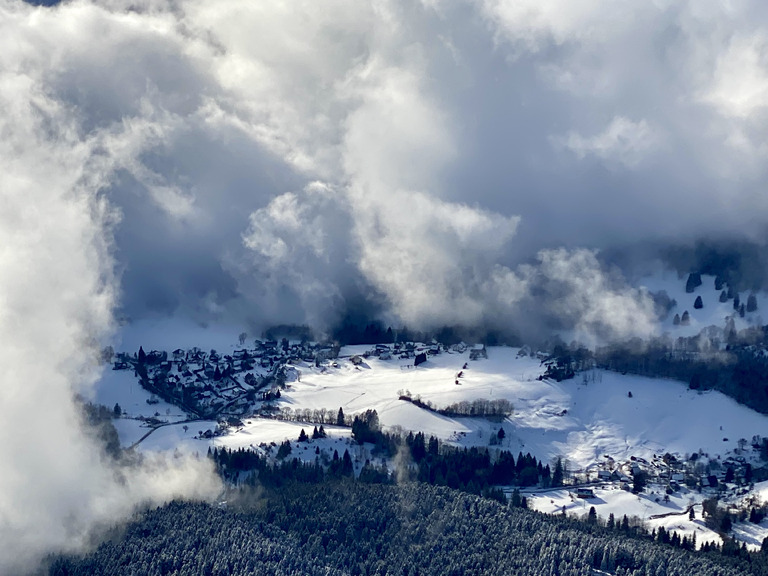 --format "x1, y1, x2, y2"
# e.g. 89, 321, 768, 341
351, 341, 488, 364
113, 339, 339, 419
580, 445, 761, 499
